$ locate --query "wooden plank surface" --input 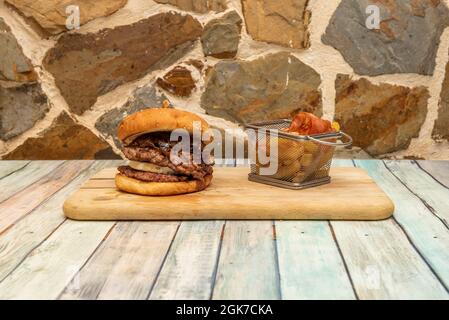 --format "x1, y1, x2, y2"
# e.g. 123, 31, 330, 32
0, 161, 29, 179
149, 221, 224, 300
331, 220, 448, 299
417, 161, 449, 188
384, 160, 449, 227
149, 161, 234, 300
275, 221, 356, 300
0, 161, 93, 235
59, 222, 178, 300
356, 160, 449, 290
0, 161, 120, 299
211, 161, 280, 300
330, 160, 448, 299
64, 167, 394, 220
0, 220, 115, 300
0, 160, 447, 300
0, 161, 121, 283
0, 161, 63, 203
212, 221, 280, 300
